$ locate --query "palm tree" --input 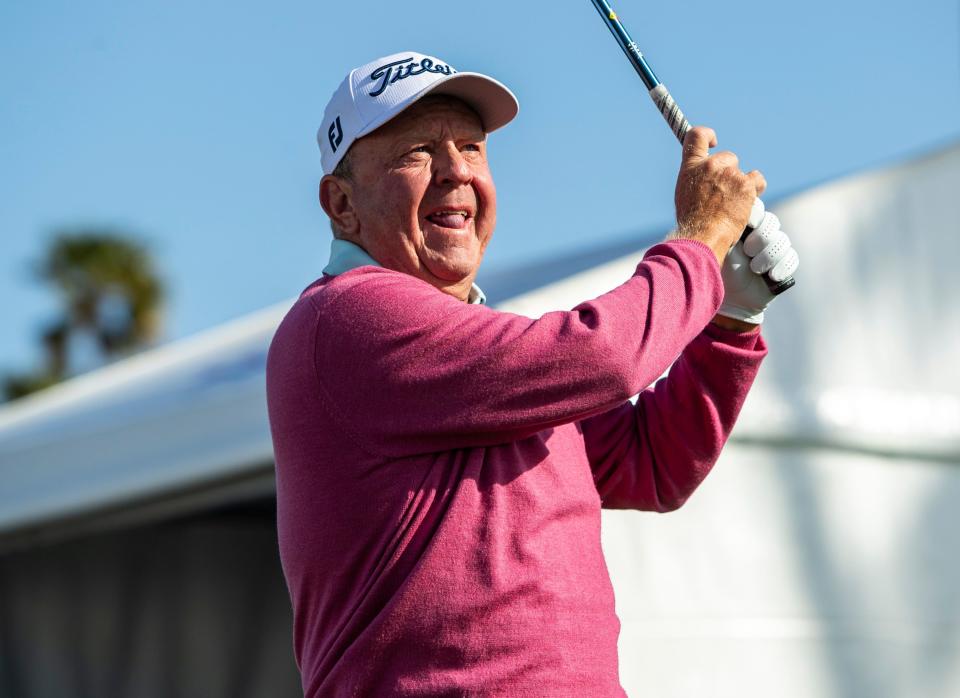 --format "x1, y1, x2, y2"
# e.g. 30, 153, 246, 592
2, 230, 165, 402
